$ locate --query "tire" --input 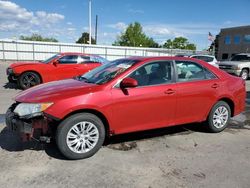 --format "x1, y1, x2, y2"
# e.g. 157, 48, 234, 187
56, 113, 105, 160
240, 69, 248, 80
207, 101, 231, 133
18, 72, 41, 89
